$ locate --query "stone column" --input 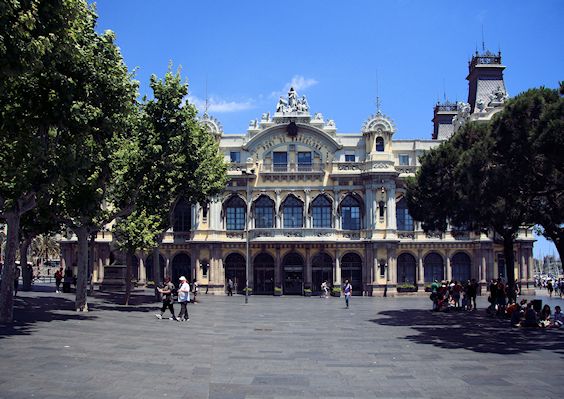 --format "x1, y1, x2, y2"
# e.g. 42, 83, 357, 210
275, 246, 281, 289
417, 248, 424, 285
305, 246, 311, 286
333, 190, 340, 230
527, 248, 534, 287
139, 257, 146, 283
385, 184, 397, 234
192, 245, 200, 282
365, 187, 373, 230
446, 250, 452, 281
334, 248, 341, 287
366, 244, 374, 285
480, 250, 487, 283
388, 245, 397, 285
304, 189, 311, 229
275, 189, 281, 228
